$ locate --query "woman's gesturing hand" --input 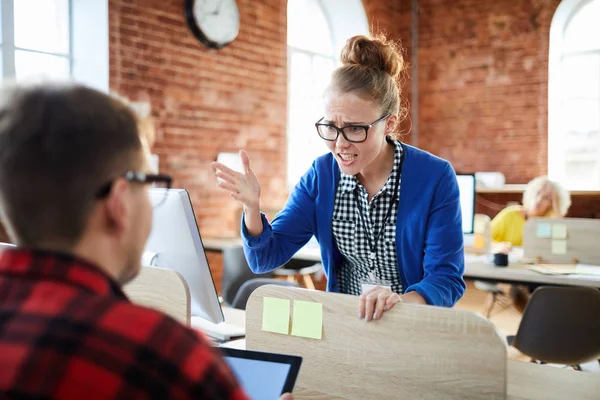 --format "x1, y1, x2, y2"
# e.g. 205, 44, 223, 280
212, 150, 261, 211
